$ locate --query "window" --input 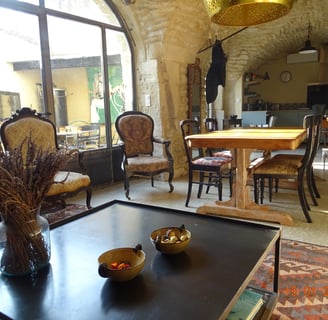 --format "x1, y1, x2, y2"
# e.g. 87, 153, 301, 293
0, 8, 42, 118
0, 0, 133, 150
